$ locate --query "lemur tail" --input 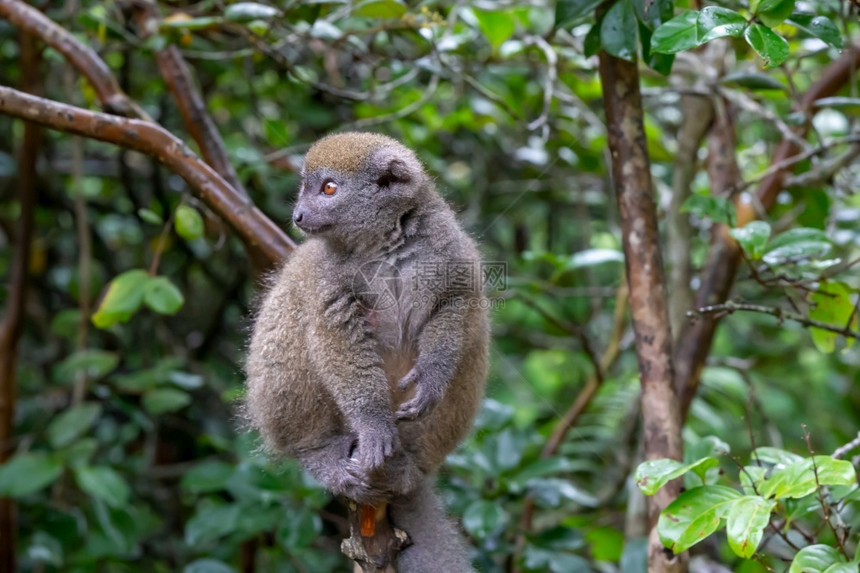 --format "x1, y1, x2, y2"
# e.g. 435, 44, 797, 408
390, 477, 475, 573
